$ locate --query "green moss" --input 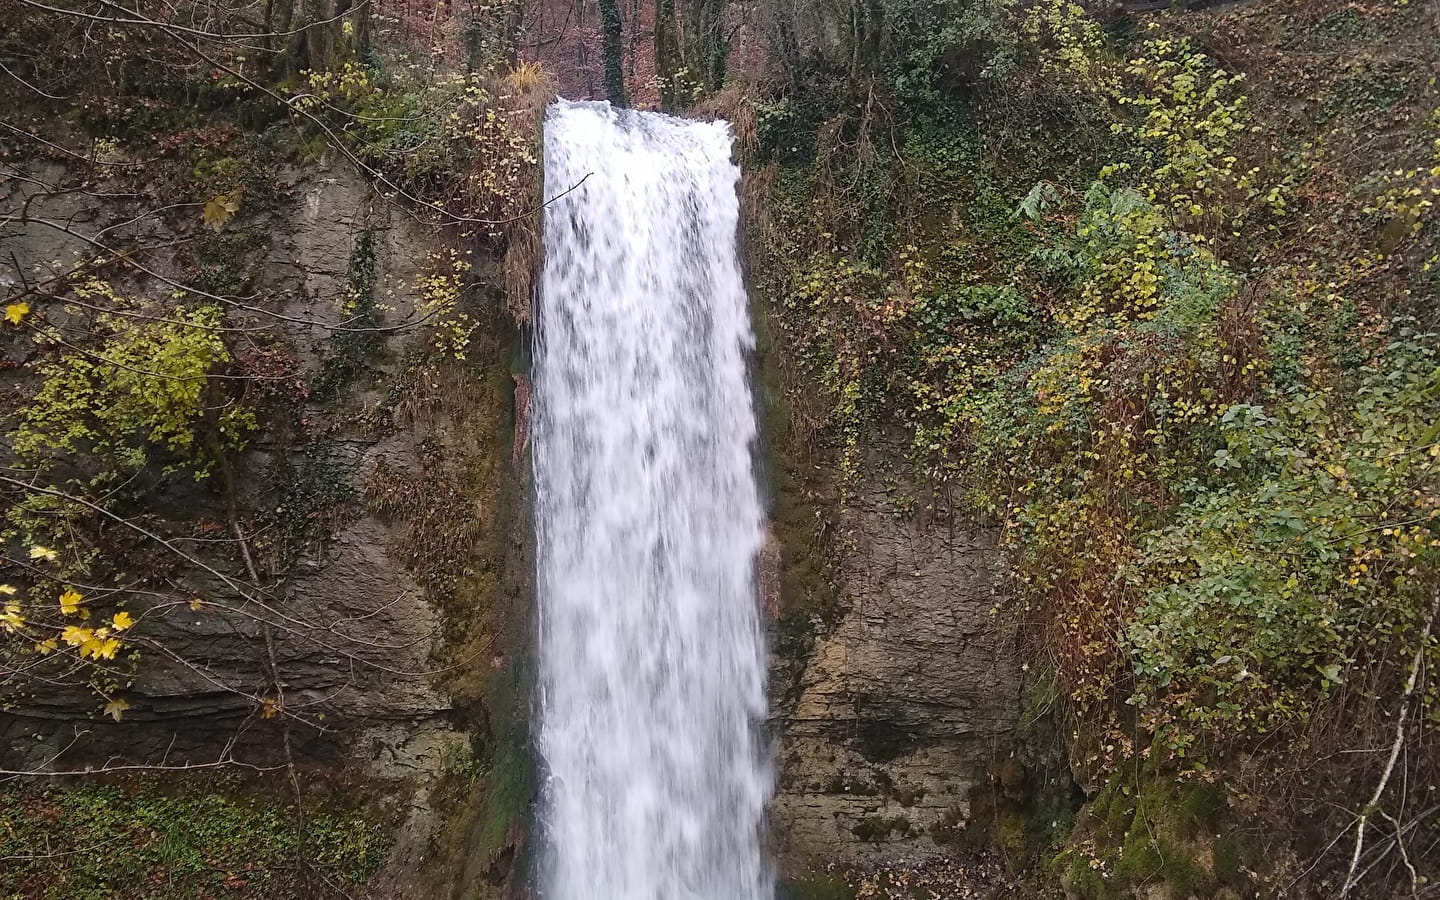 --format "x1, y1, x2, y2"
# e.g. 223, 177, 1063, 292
1155, 840, 1208, 895
1058, 767, 1244, 899
751, 277, 840, 630
1110, 831, 1208, 896
1113, 830, 1161, 882
1104, 798, 1133, 836
392, 305, 530, 899
1064, 852, 1120, 900
779, 874, 857, 900
0, 774, 392, 900
1177, 781, 1226, 833
850, 815, 912, 842
474, 738, 530, 857
996, 807, 1030, 861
